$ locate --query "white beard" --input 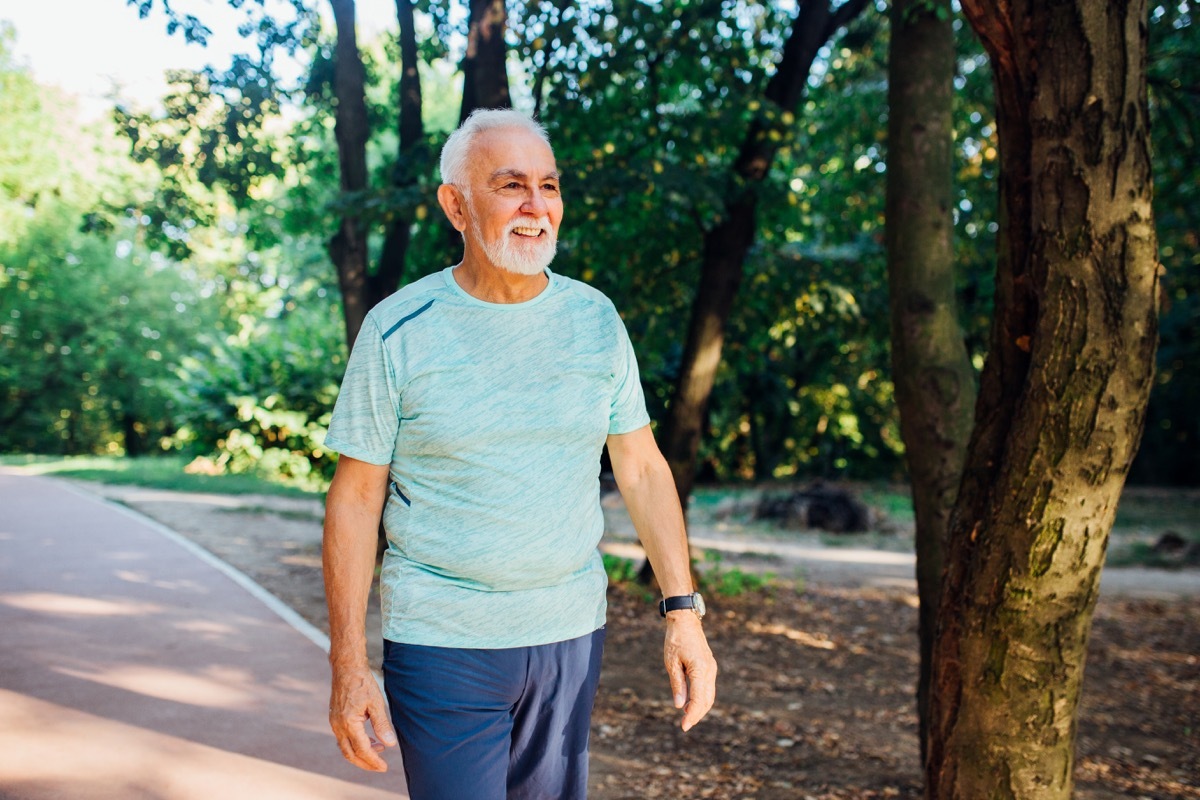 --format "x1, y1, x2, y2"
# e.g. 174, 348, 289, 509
474, 215, 558, 276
